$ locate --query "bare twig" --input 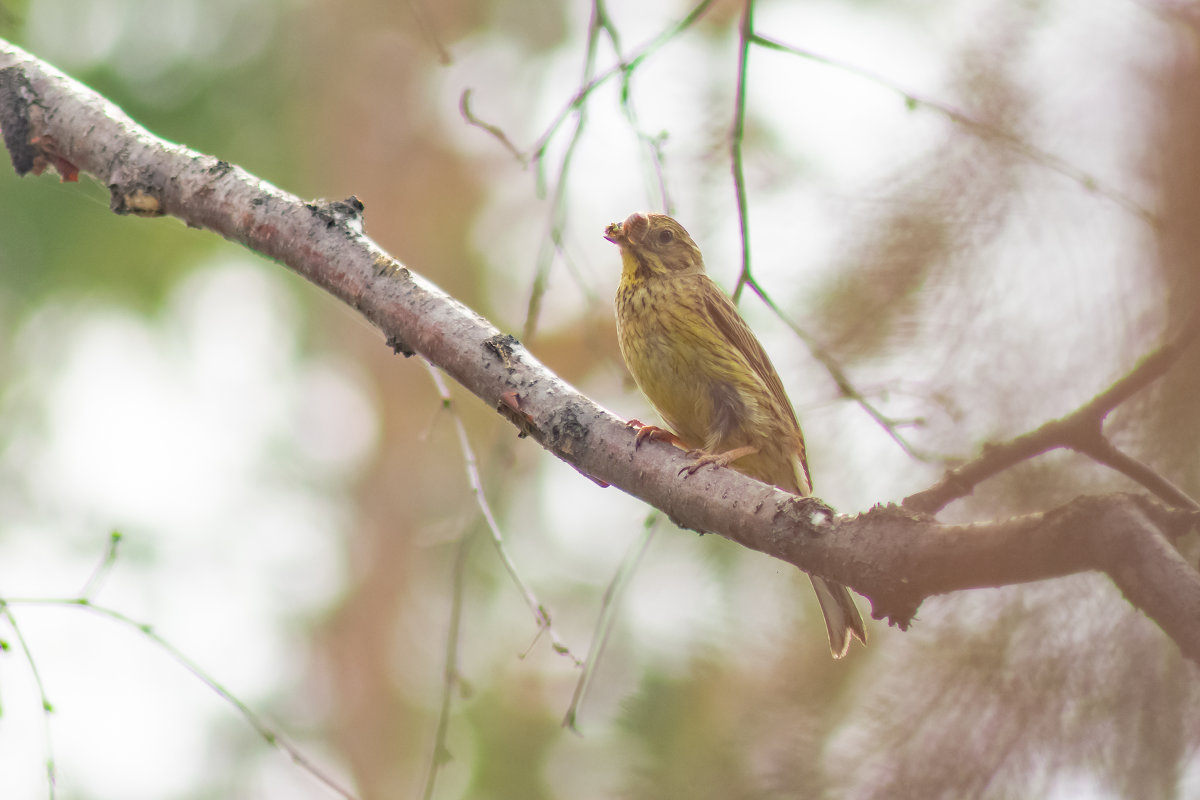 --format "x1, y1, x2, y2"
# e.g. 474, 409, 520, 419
421, 526, 477, 800
749, 34, 1156, 227
0, 604, 57, 800
457, 0, 712, 277
521, 1, 606, 340
459, 90, 525, 165
525, 0, 718, 163
77, 530, 121, 600
720, 3, 932, 461
521, 0, 701, 338
461, 0, 713, 339
423, 362, 580, 663
745, 276, 934, 462
904, 317, 1200, 515
404, 0, 452, 66
1084, 437, 1198, 512
730, 0, 754, 304
7, 533, 356, 798
458, 0, 716, 173
595, 0, 673, 213
3, 597, 356, 799
563, 513, 659, 732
